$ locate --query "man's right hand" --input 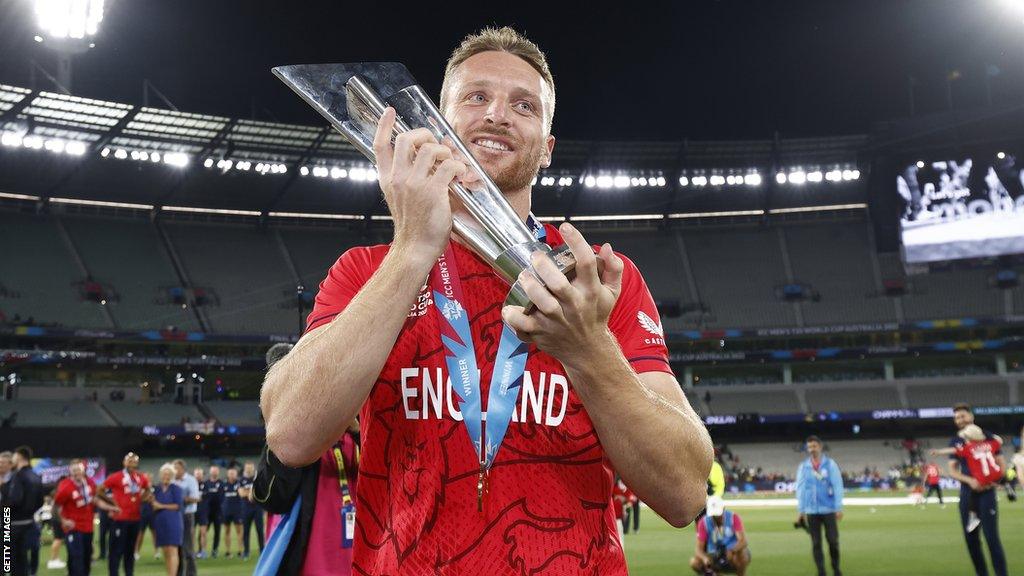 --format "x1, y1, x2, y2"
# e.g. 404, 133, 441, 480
373, 107, 467, 264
